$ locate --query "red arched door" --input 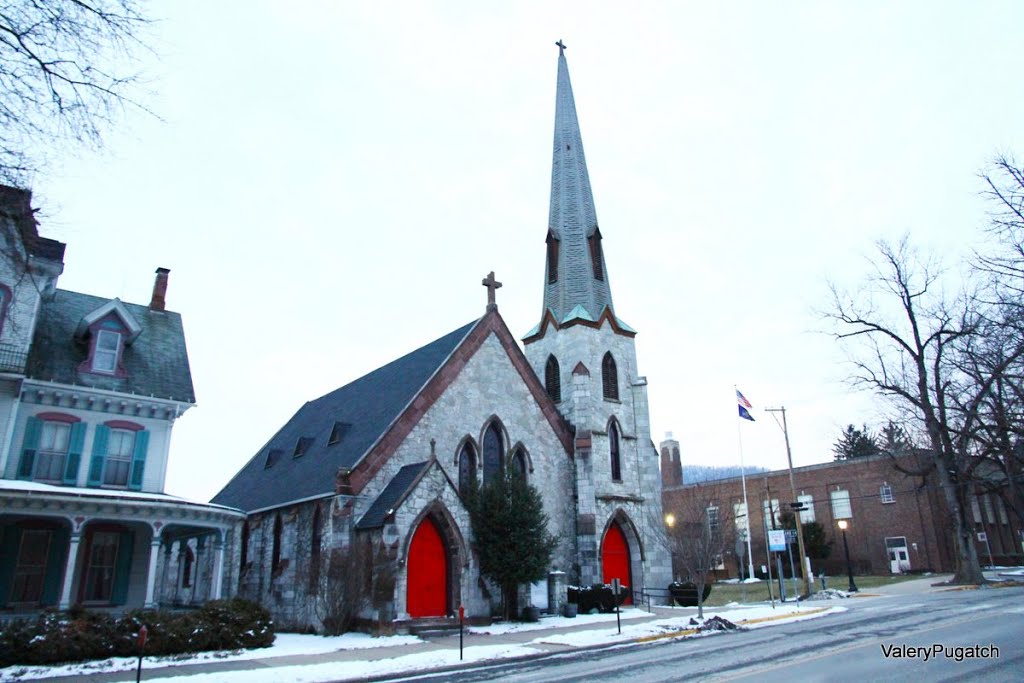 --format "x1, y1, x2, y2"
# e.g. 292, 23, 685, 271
602, 521, 632, 605
407, 517, 447, 618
